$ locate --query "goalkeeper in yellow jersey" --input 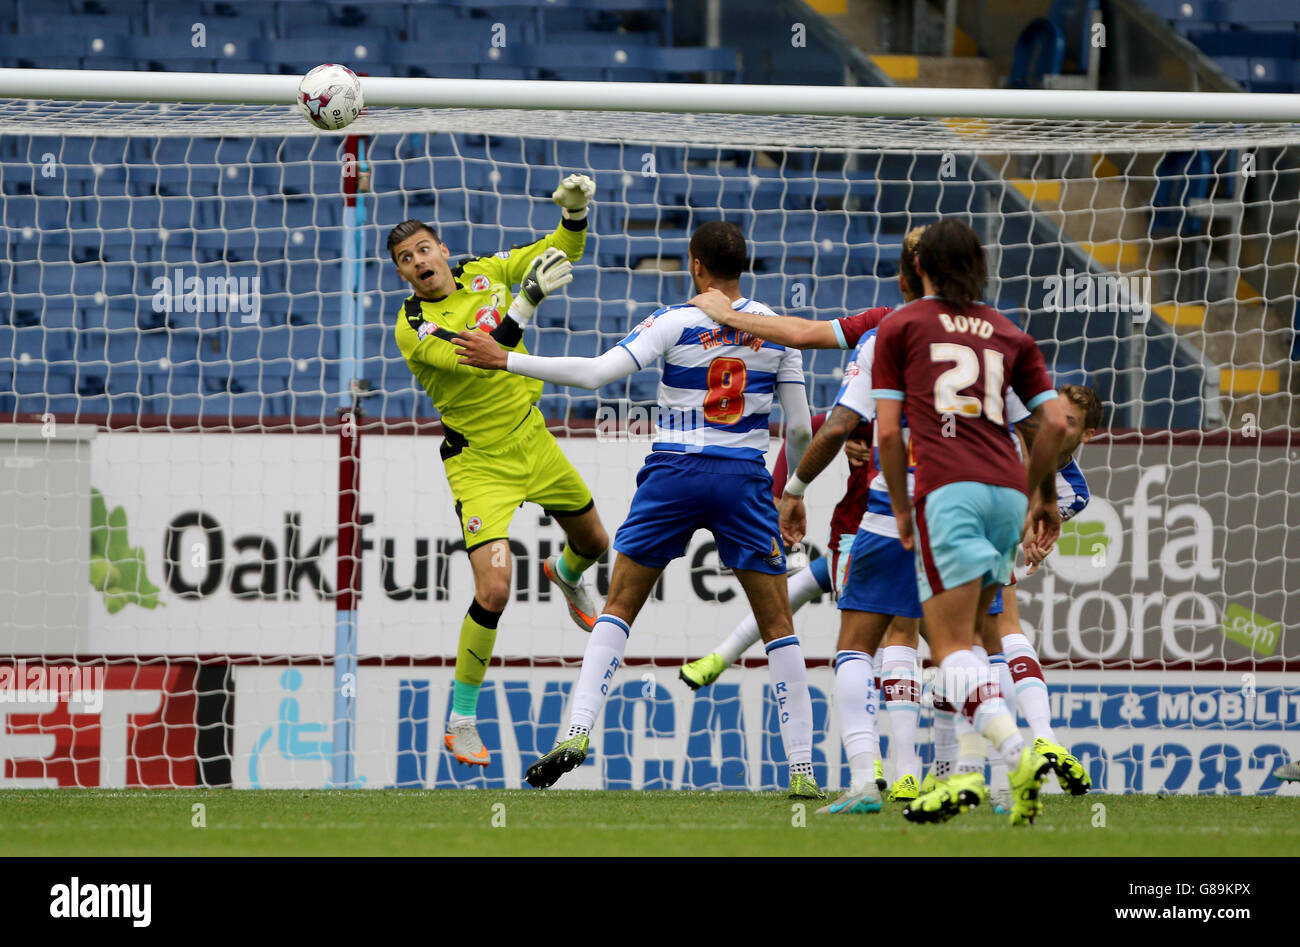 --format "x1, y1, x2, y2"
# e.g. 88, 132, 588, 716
388, 174, 609, 768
